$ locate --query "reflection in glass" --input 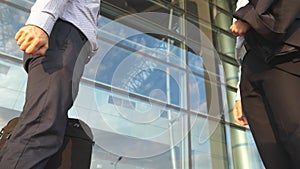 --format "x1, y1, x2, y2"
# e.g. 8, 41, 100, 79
4, 0, 34, 9
85, 16, 190, 108
188, 49, 204, 76
72, 82, 190, 167
0, 58, 26, 112
189, 74, 207, 114
0, 3, 28, 58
